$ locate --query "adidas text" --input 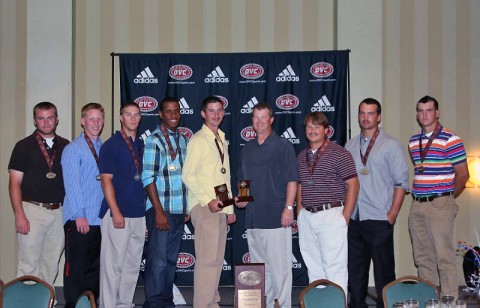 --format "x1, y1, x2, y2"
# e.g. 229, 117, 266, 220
134, 77, 158, 84
276, 75, 299, 82
205, 77, 229, 83
311, 106, 335, 112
